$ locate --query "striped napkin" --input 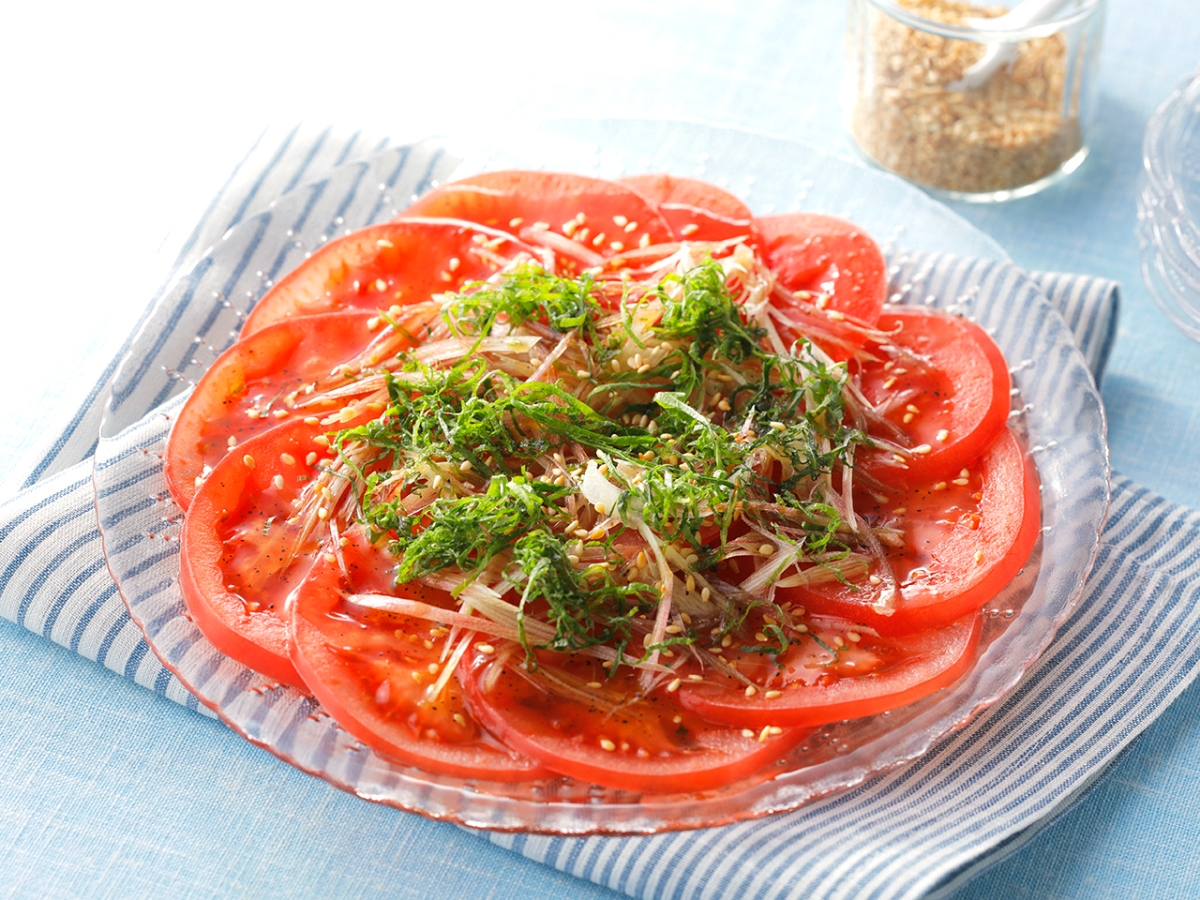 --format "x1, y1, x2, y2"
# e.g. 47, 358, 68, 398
6, 128, 1200, 900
